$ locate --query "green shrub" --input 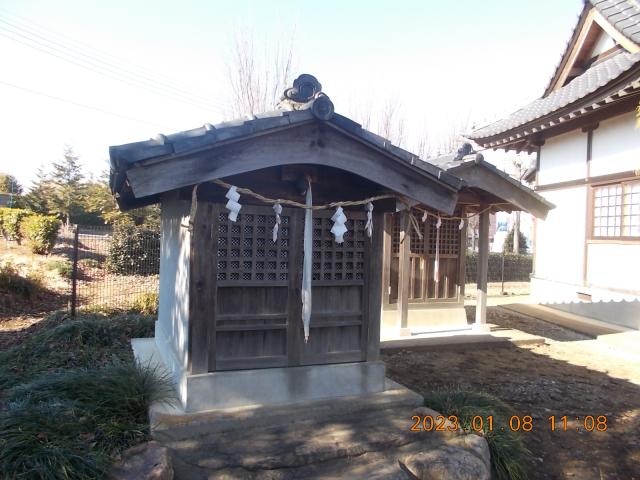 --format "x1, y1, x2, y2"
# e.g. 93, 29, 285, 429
426, 389, 532, 480
0, 207, 29, 242
129, 291, 159, 315
21, 214, 60, 254
107, 224, 160, 276
47, 259, 73, 279
0, 261, 43, 300
465, 252, 533, 283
